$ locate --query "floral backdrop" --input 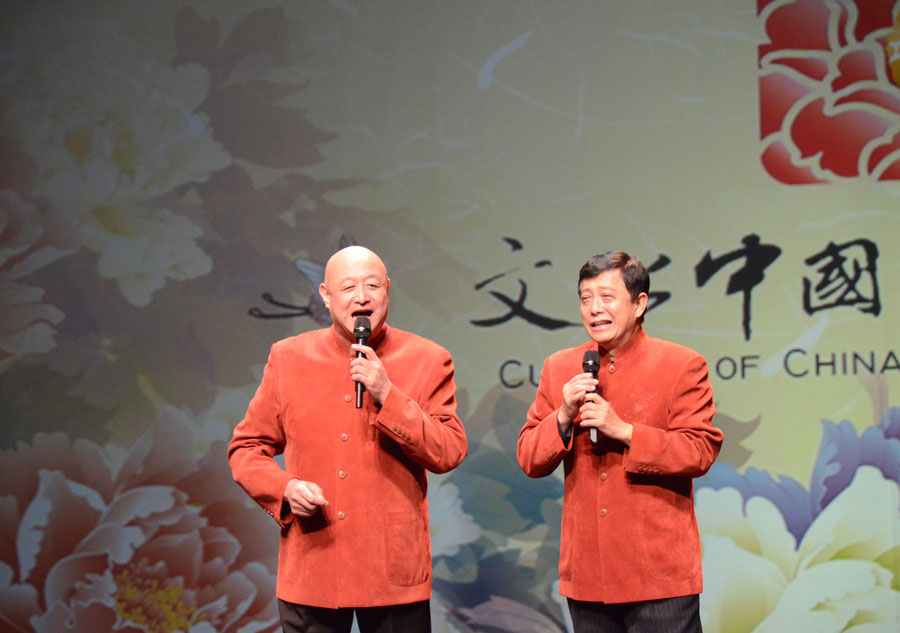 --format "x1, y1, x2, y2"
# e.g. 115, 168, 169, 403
2, 1, 898, 632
